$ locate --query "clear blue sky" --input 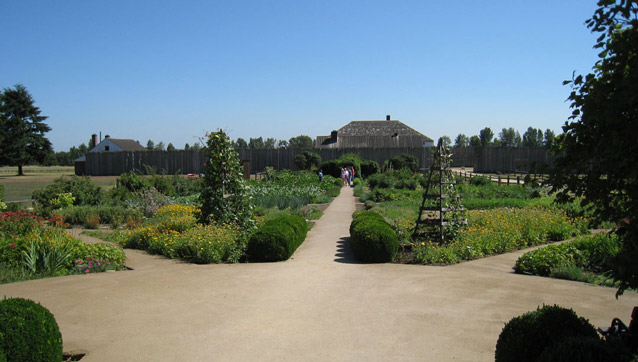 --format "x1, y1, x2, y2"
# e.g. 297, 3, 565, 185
1, 0, 600, 152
